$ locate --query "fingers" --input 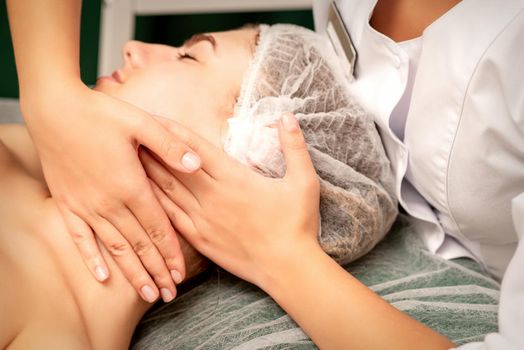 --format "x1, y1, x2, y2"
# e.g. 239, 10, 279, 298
125, 183, 186, 285
140, 146, 213, 198
89, 216, 163, 303
151, 115, 233, 180
60, 207, 109, 282
278, 113, 318, 185
137, 115, 201, 173
106, 204, 178, 302
139, 147, 200, 215
149, 180, 197, 244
